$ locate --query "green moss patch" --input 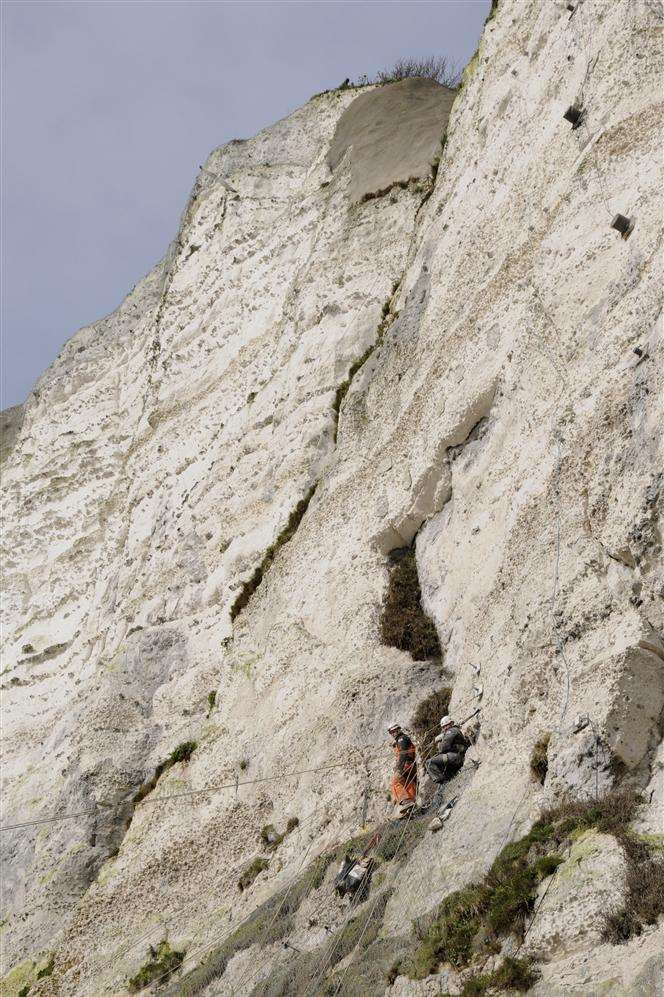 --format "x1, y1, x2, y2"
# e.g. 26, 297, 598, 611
460, 956, 539, 996
132, 741, 198, 807
128, 941, 185, 992
380, 548, 441, 661
260, 825, 284, 851
259, 817, 301, 852
35, 955, 54, 980
238, 857, 270, 892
